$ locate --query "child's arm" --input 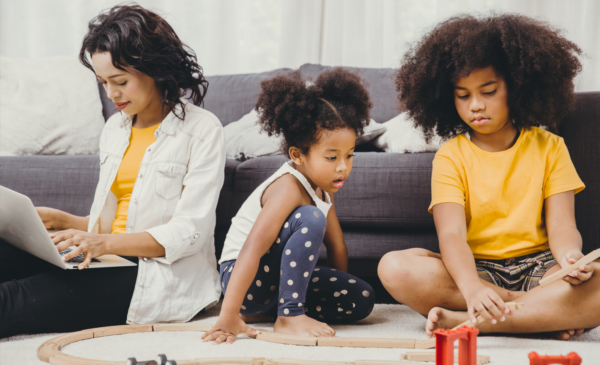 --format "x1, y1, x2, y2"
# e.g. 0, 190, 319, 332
322, 195, 348, 272
545, 190, 593, 285
433, 202, 510, 325
202, 175, 304, 345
